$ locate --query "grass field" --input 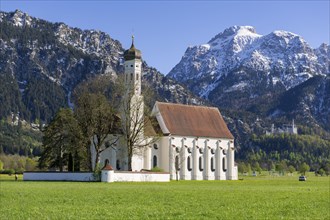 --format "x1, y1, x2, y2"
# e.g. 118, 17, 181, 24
0, 174, 329, 219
